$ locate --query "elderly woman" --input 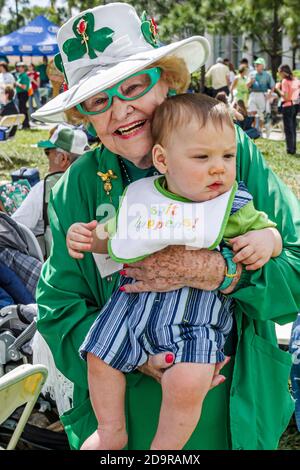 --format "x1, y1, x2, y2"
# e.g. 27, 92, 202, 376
34, 4, 300, 450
